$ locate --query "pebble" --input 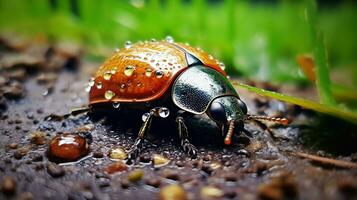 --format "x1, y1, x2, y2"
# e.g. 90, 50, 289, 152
8, 143, 18, 149
1, 176, 16, 195
120, 179, 130, 189
200, 186, 224, 199
109, 147, 127, 160
3, 81, 23, 99
159, 184, 187, 200
258, 173, 298, 200
162, 169, 180, 181
145, 178, 161, 188
127, 169, 144, 183
153, 154, 170, 167
29, 131, 47, 145
47, 133, 89, 162
93, 151, 104, 158
17, 192, 34, 200
46, 162, 65, 178
104, 161, 128, 174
